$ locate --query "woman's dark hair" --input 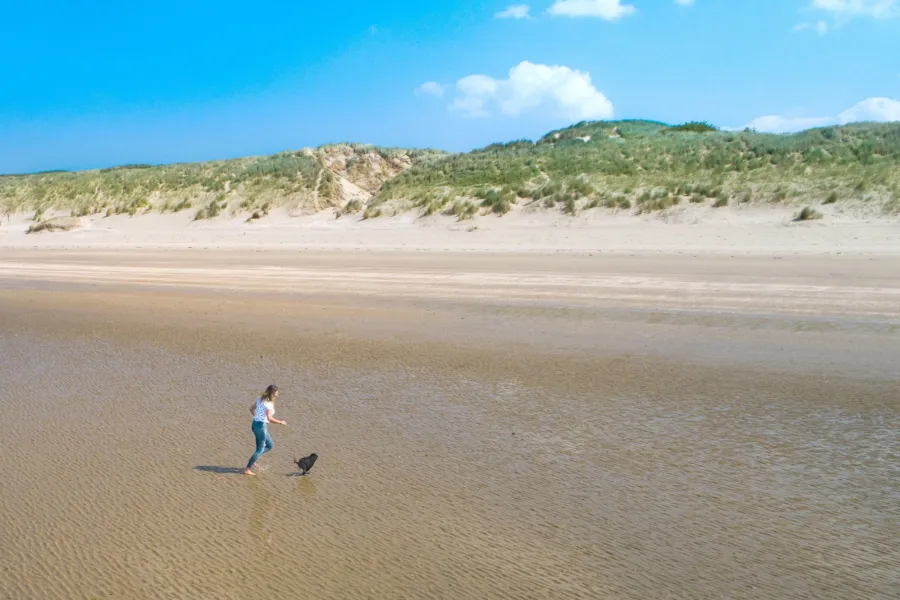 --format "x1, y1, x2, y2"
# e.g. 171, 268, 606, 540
262, 385, 279, 402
